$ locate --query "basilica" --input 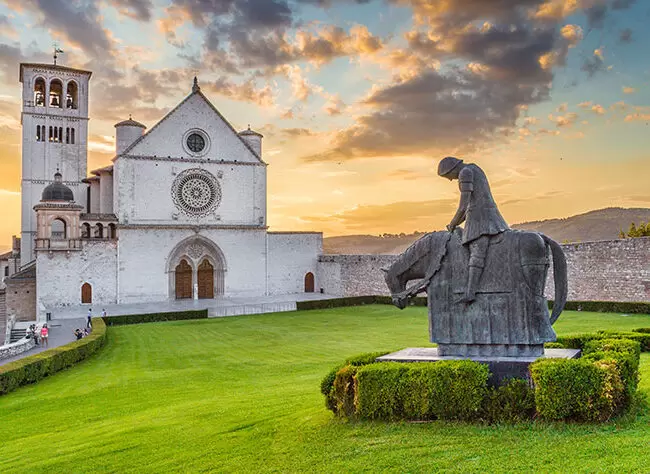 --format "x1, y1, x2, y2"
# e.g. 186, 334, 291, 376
0, 62, 322, 325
